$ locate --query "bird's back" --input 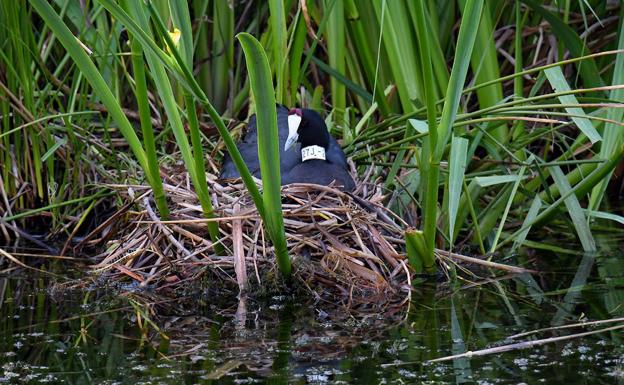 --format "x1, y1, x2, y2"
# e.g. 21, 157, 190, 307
220, 105, 300, 179
220, 106, 353, 190
282, 159, 355, 191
